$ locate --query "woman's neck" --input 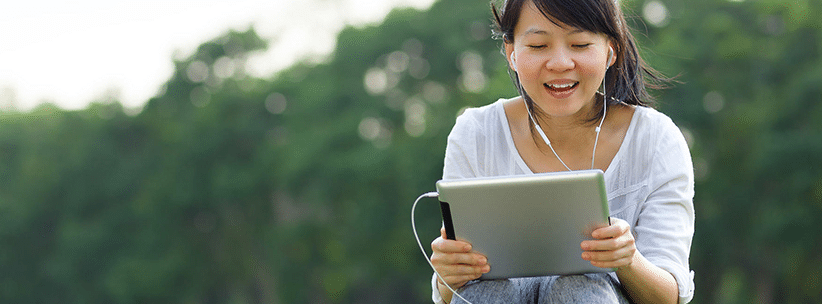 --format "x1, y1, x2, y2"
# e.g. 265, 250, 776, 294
504, 96, 634, 173
528, 99, 602, 147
